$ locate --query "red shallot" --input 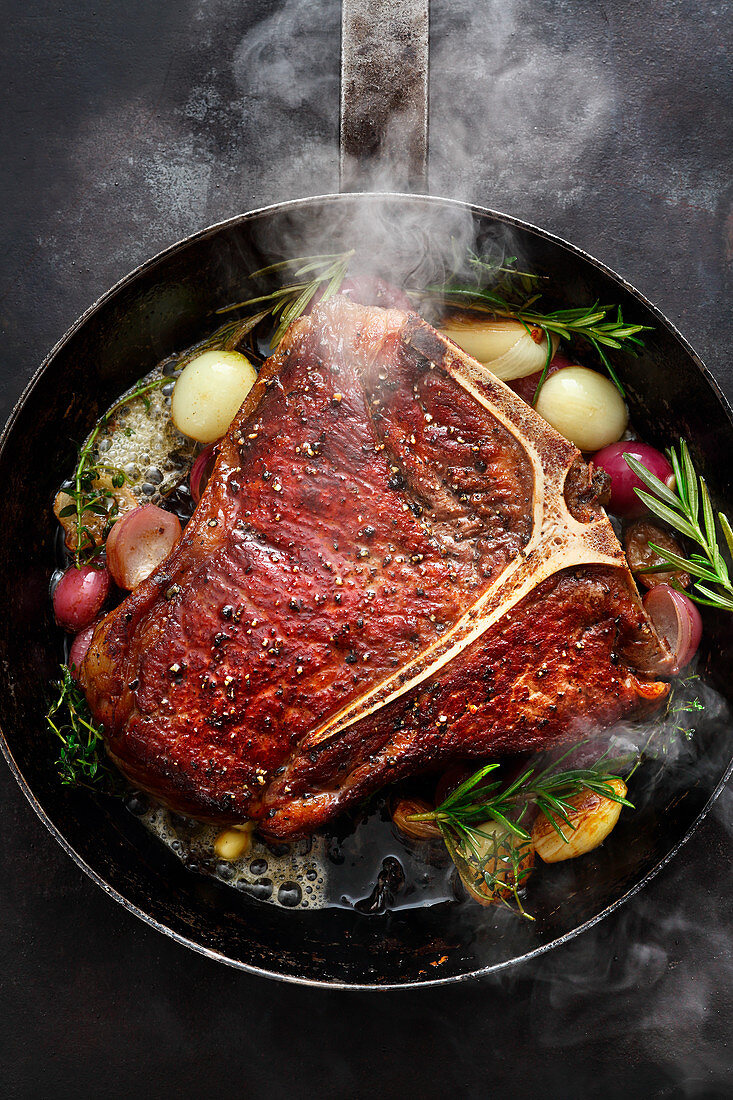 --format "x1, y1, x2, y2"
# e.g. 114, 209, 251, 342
190, 444, 218, 505
643, 584, 702, 673
106, 505, 182, 590
68, 622, 98, 678
594, 441, 674, 517
53, 565, 111, 633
